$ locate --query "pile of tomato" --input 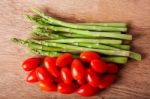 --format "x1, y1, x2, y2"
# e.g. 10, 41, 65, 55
22, 51, 119, 97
